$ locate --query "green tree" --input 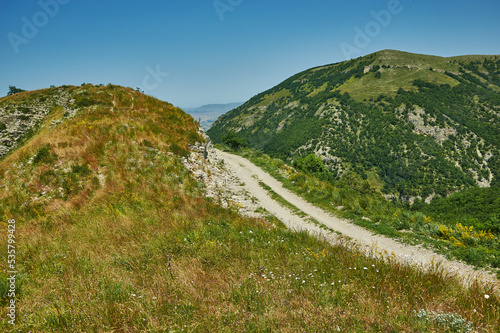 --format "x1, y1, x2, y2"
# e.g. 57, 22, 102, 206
293, 154, 327, 174
222, 131, 247, 150
7, 85, 26, 96
292, 154, 337, 182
